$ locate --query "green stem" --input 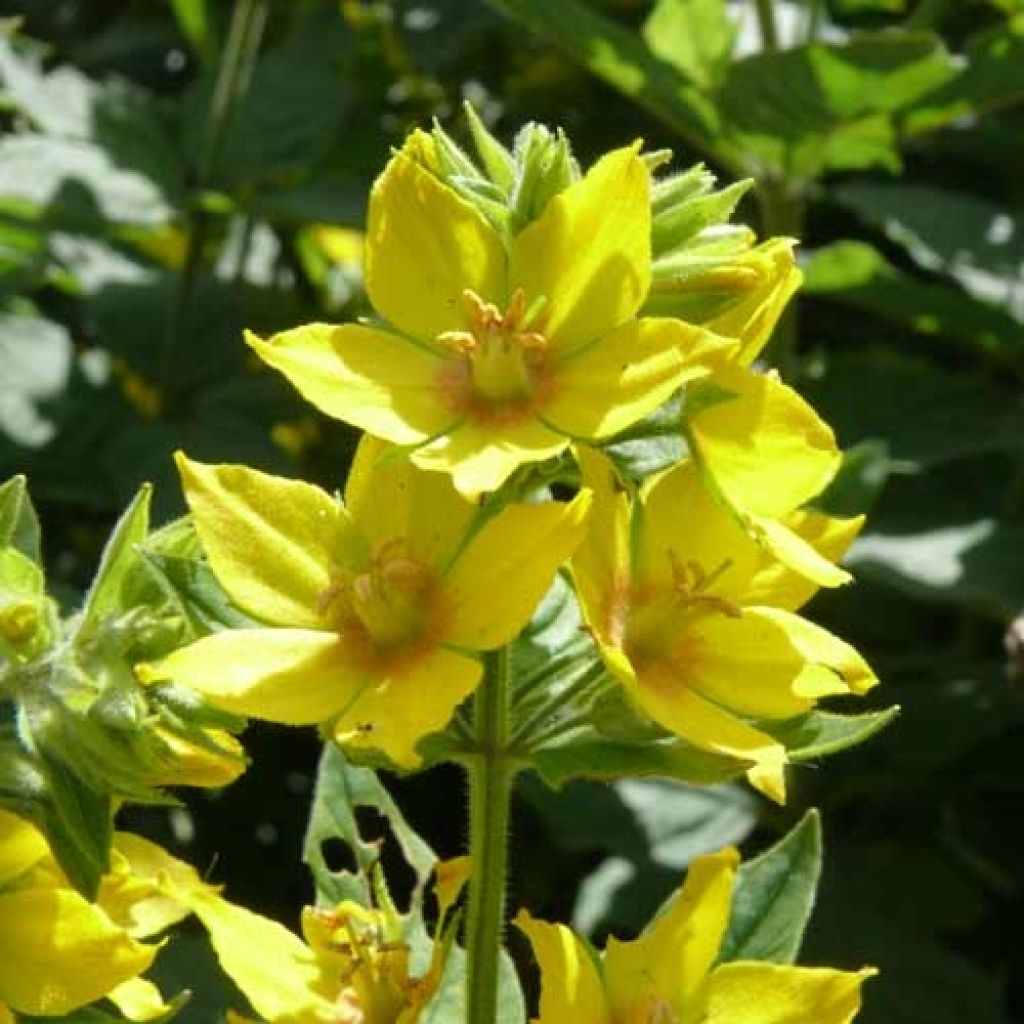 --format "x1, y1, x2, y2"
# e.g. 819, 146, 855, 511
465, 647, 513, 1024
753, 0, 779, 50
159, 0, 267, 407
